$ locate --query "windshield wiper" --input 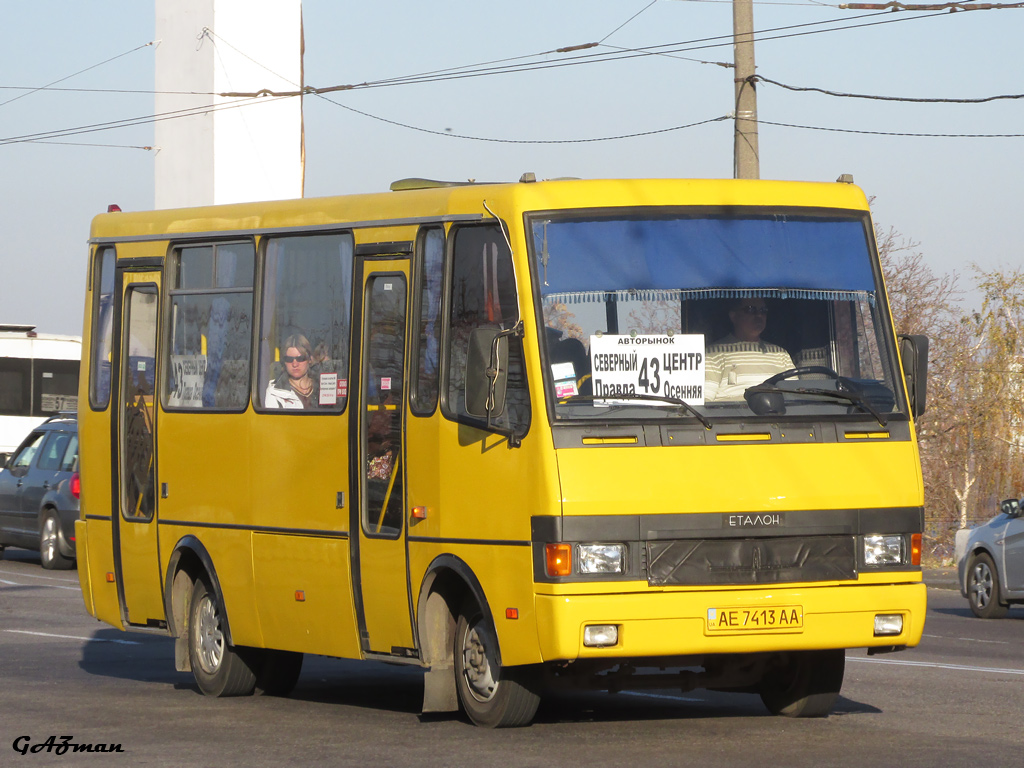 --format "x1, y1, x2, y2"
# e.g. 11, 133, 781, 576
558, 393, 712, 430
746, 386, 889, 428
